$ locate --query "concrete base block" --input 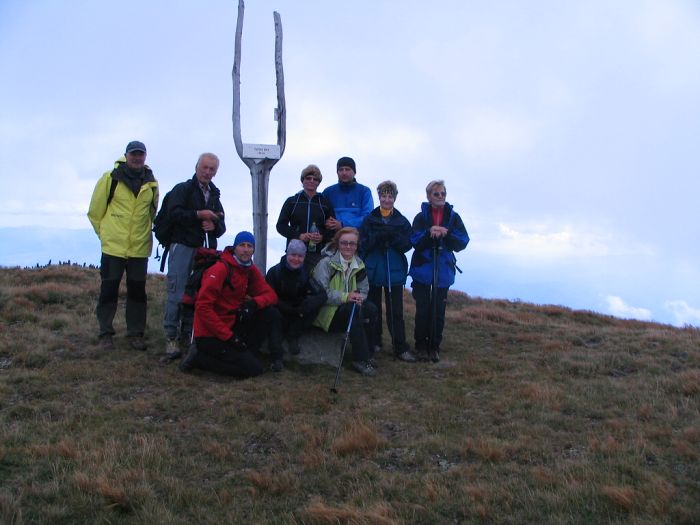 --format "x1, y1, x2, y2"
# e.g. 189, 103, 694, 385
292, 329, 347, 368
259, 328, 347, 369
